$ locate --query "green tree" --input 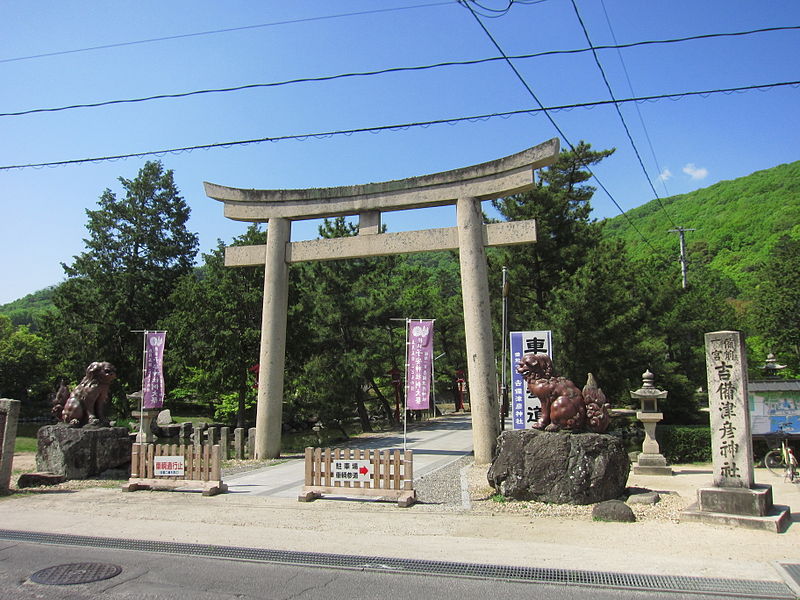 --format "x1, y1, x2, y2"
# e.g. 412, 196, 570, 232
491, 141, 614, 322
42, 161, 198, 415
285, 217, 399, 435
633, 258, 738, 422
0, 315, 50, 404
749, 235, 800, 372
165, 225, 264, 426
546, 239, 646, 403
